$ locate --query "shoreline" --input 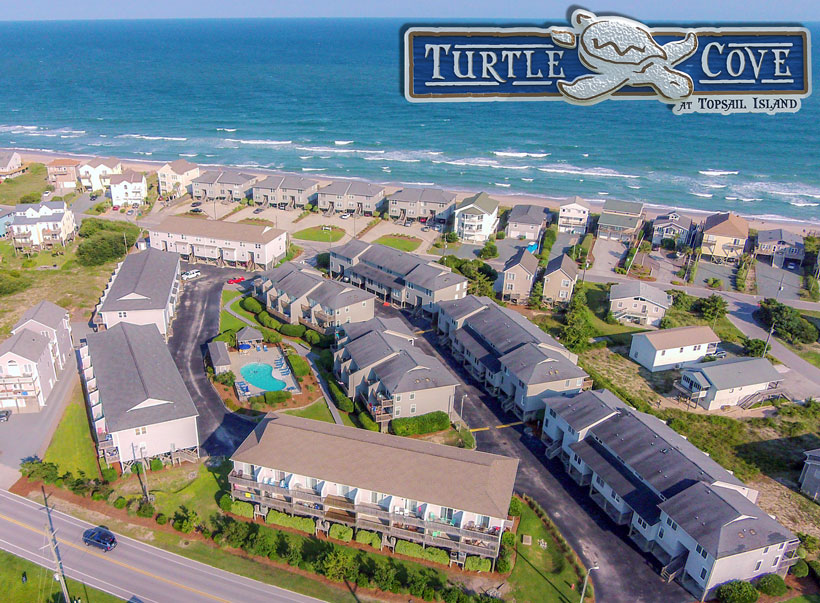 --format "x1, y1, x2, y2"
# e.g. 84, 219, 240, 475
8, 146, 820, 238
